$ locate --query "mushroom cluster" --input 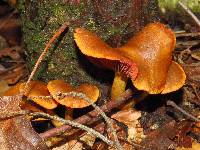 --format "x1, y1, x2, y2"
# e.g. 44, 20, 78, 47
74, 22, 186, 99
4, 80, 100, 110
